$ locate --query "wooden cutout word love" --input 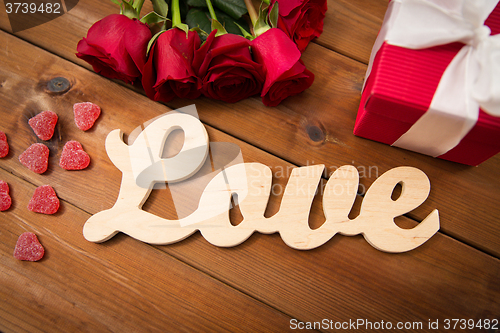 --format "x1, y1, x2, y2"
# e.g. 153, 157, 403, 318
83, 110, 440, 253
